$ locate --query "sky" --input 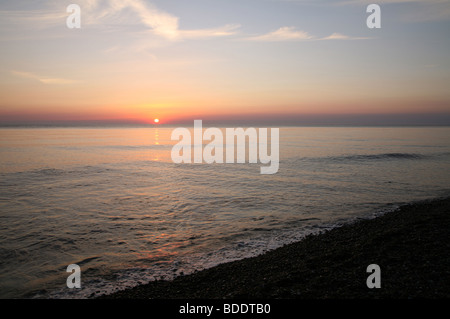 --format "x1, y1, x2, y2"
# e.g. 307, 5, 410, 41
0, 0, 449, 125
